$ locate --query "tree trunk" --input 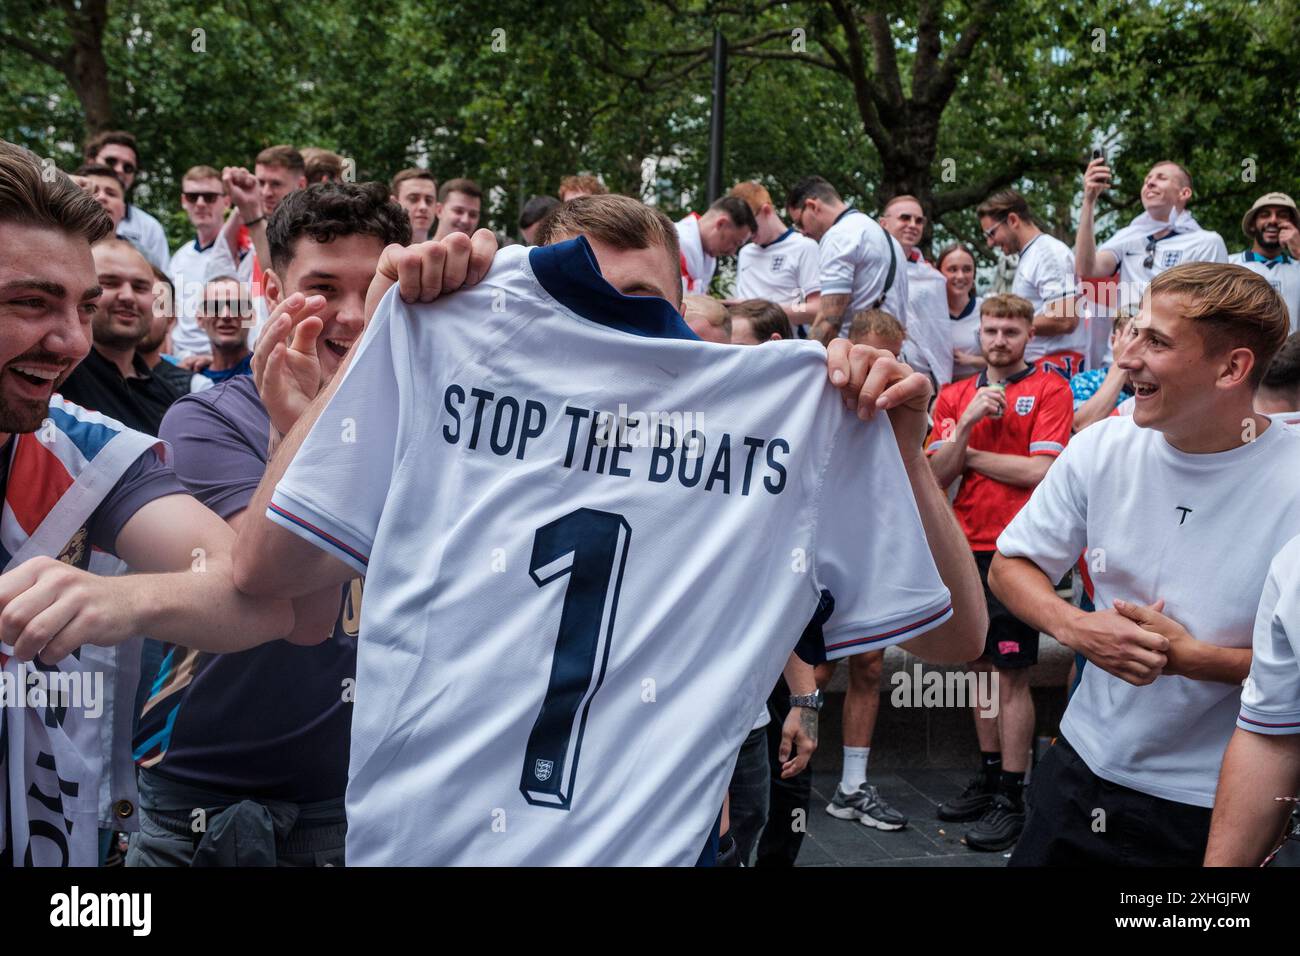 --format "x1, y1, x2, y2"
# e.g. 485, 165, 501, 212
65, 0, 113, 132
